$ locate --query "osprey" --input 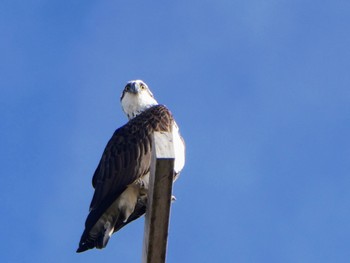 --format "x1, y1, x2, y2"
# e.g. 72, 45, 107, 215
77, 80, 185, 253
